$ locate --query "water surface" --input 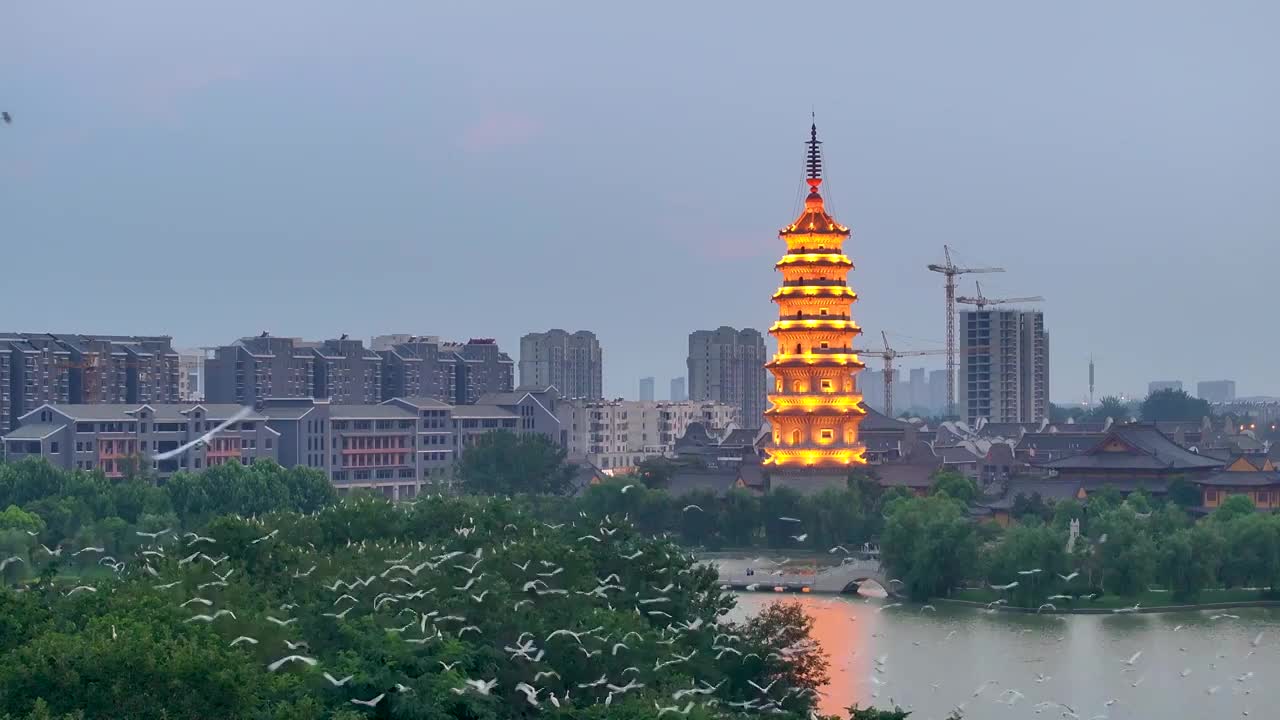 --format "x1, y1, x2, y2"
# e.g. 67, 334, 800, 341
732, 593, 1280, 719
